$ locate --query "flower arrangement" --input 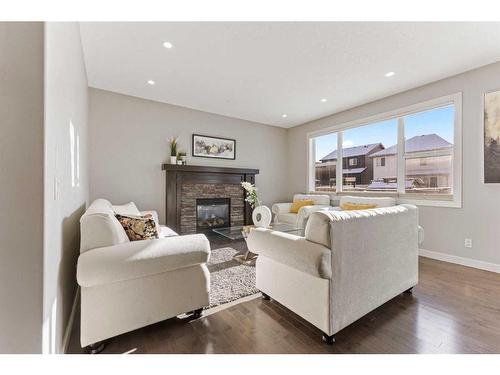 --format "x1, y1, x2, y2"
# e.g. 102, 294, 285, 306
167, 136, 178, 157
241, 181, 261, 208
